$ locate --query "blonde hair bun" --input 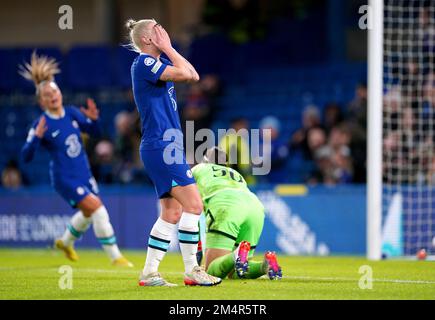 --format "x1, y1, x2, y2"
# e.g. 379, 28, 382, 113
125, 19, 137, 31
125, 18, 156, 53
